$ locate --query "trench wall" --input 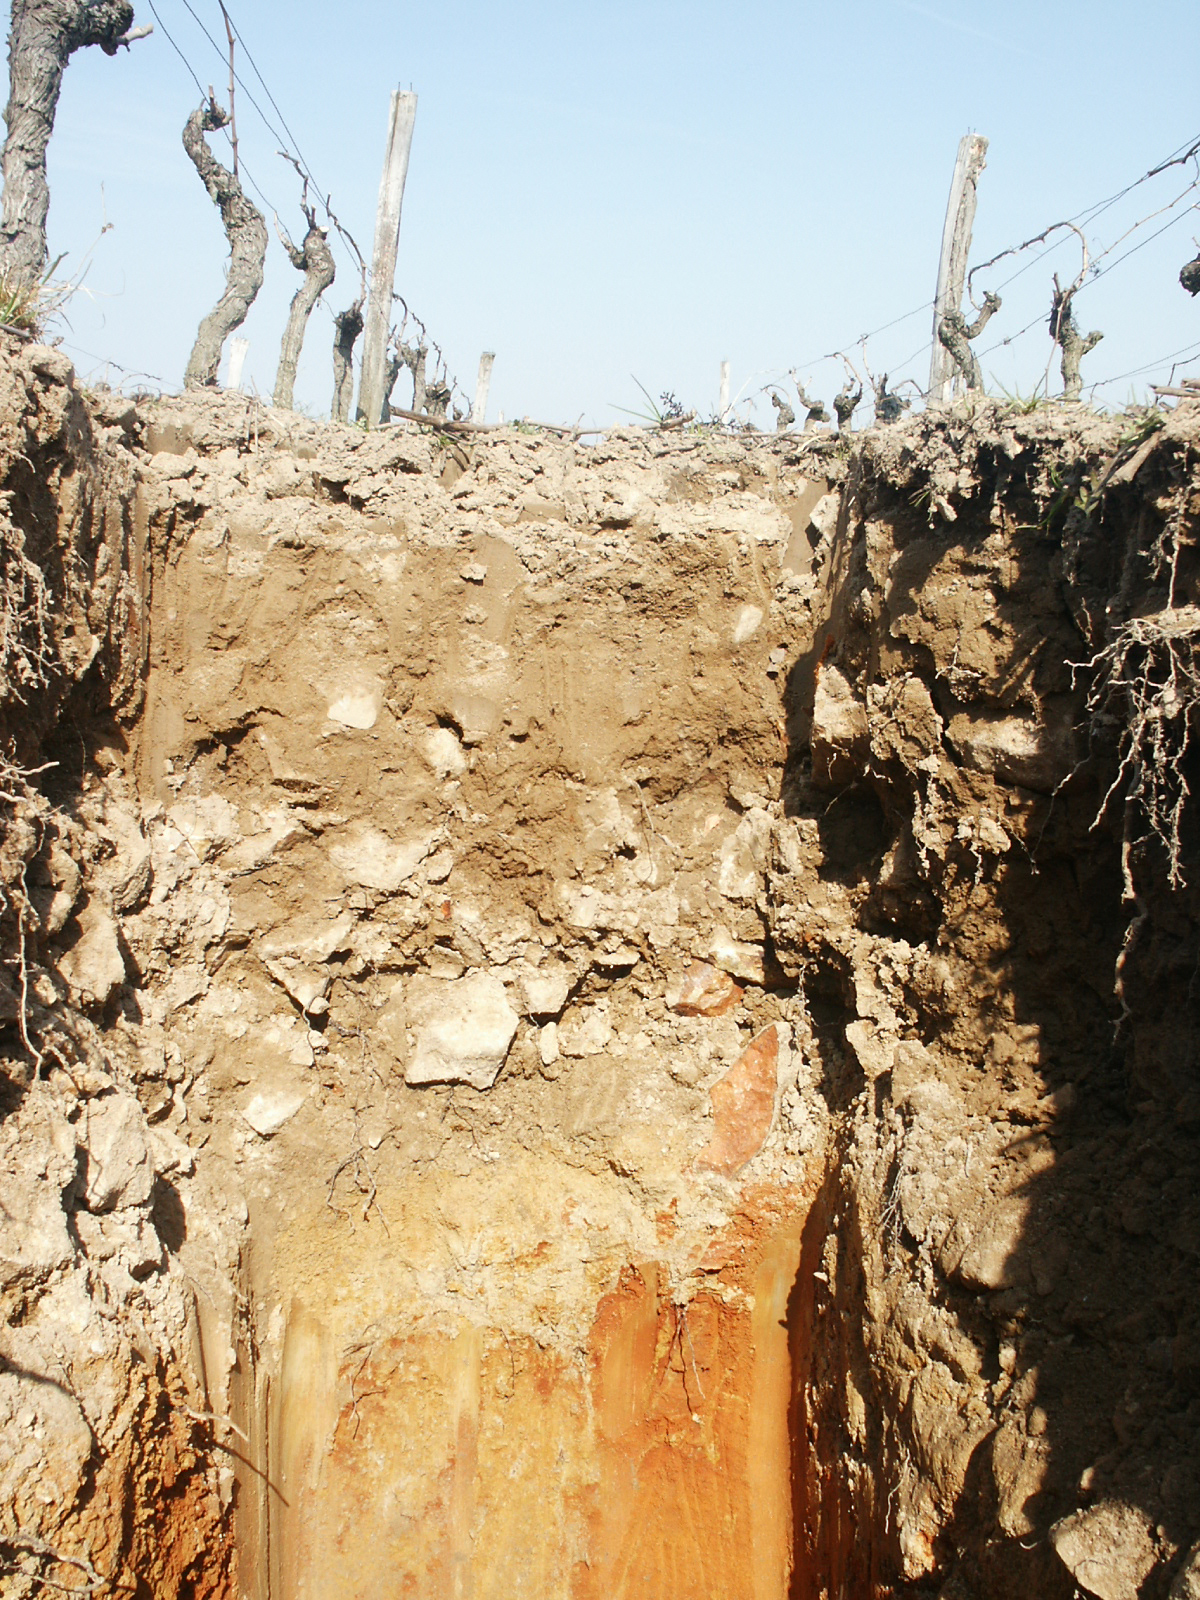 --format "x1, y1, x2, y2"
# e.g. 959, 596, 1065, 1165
776, 406, 1200, 1600
3, 349, 1200, 1600
129, 395, 834, 1600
